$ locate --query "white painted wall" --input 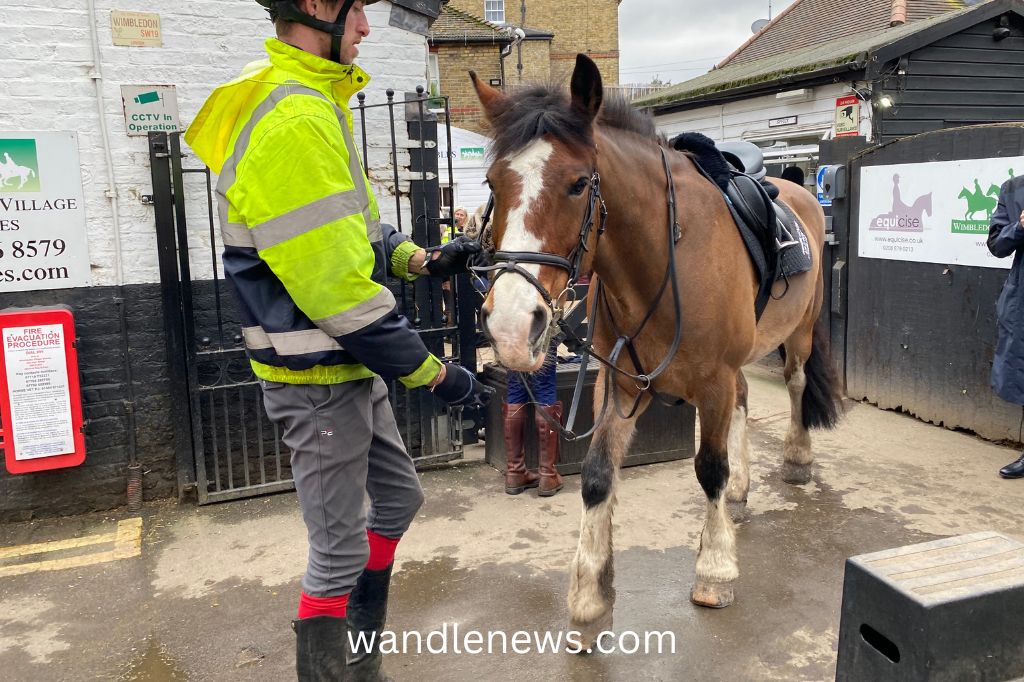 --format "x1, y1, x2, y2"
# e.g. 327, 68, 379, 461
0, 0, 430, 286
653, 82, 873, 146
438, 126, 492, 216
